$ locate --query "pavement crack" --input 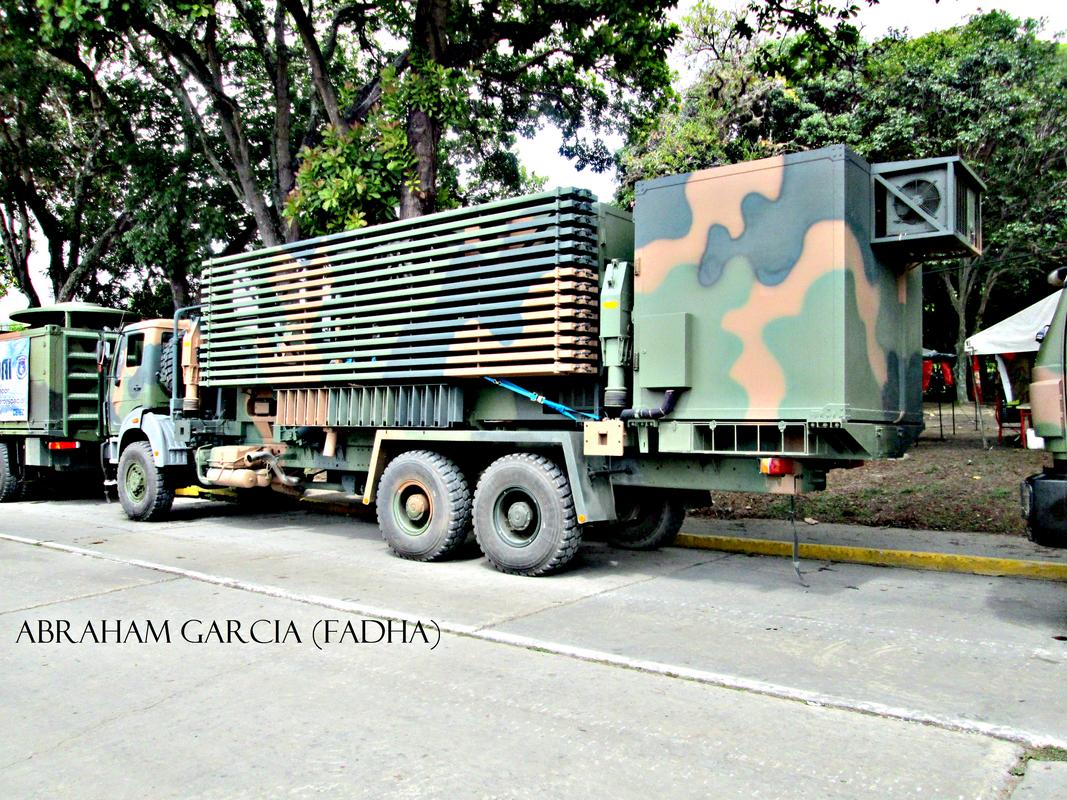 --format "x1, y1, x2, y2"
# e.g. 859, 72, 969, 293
0, 659, 263, 771
472, 551, 734, 632
0, 576, 182, 617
